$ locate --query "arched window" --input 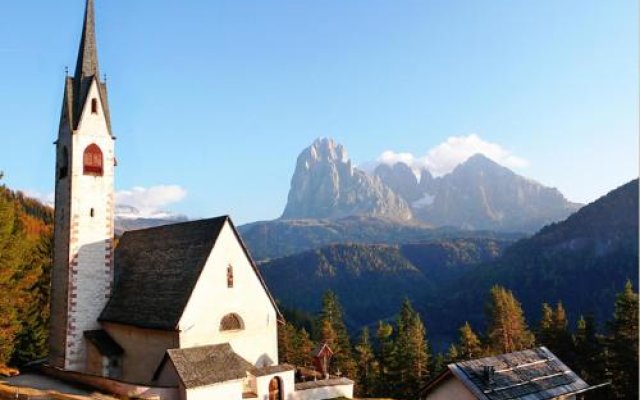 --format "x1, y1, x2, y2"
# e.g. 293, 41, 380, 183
83, 144, 104, 176
219, 313, 244, 332
58, 146, 69, 179
91, 98, 98, 114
